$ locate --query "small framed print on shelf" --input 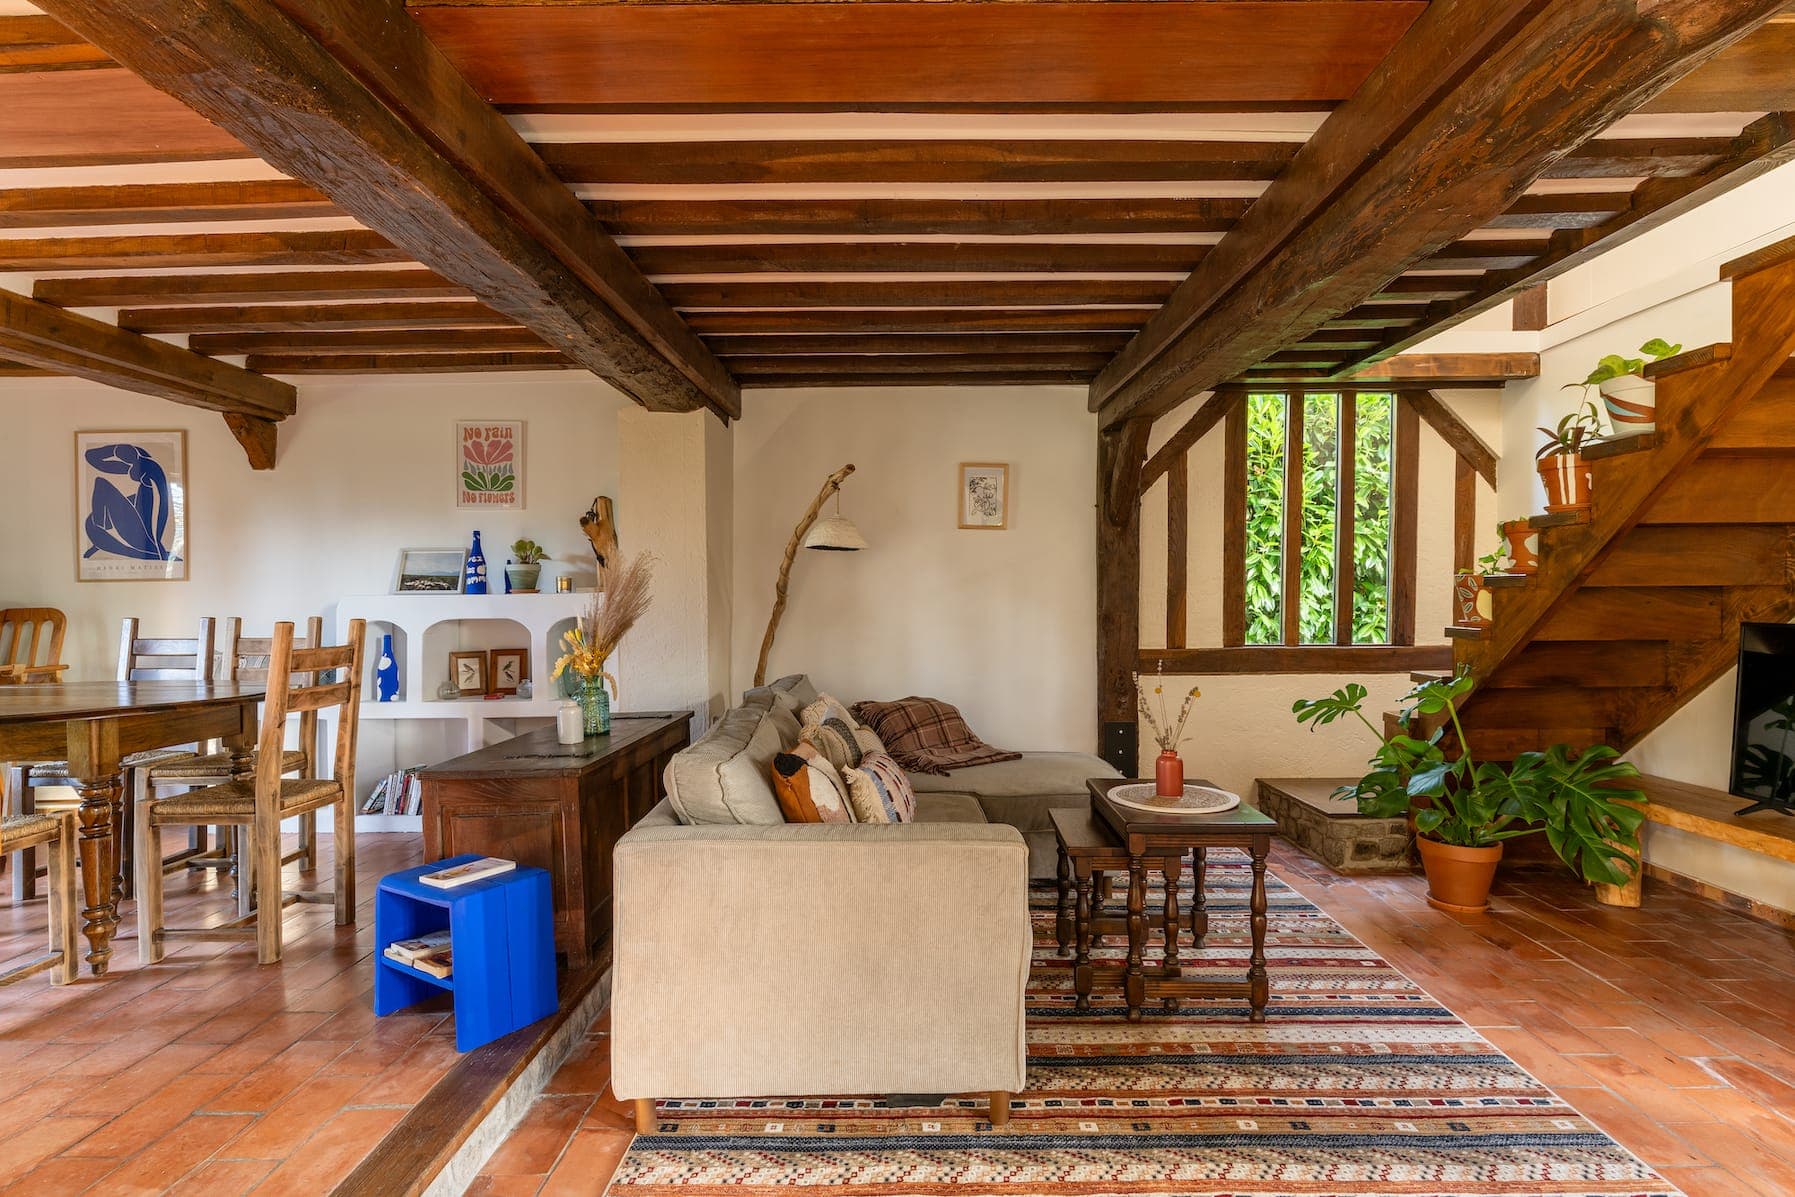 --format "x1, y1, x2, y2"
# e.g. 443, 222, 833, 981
958, 462, 1009, 530
448, 651, 487, 697
488, 648, 529, 696
393, 547, 467, 593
